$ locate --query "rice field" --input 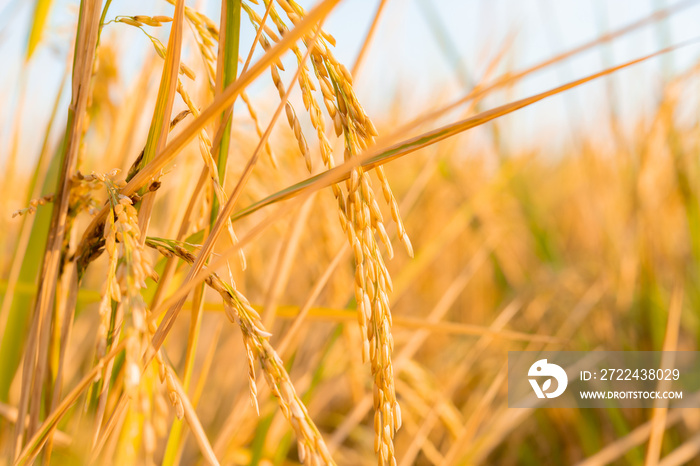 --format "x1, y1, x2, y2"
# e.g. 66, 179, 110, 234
1, 0, 700, 465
